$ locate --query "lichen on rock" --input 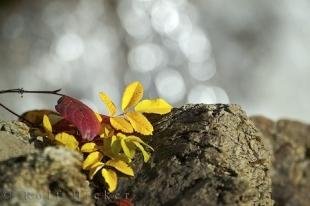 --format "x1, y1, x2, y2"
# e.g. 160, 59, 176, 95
0, 121, 36, 161
0, 147, 93, 206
